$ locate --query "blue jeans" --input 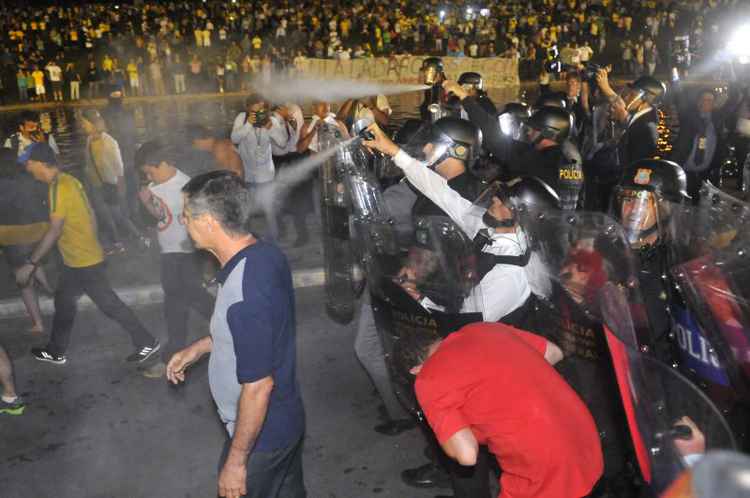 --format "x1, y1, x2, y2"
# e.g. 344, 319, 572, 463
218, 435, 306, 498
